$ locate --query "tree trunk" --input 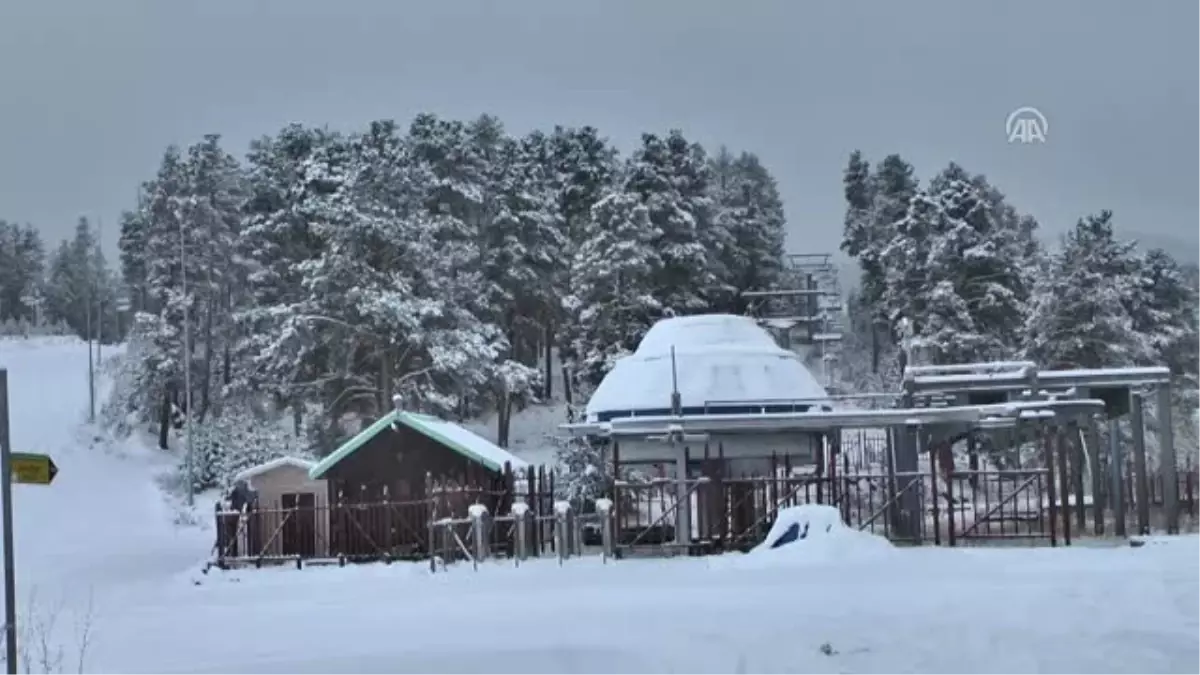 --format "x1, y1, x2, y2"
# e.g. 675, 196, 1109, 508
561, 365, 574, 406
868, 321, 878, 374
496, 389, 511, 448
158, 386, 173, 450
198, 285, 215, 422
292, 402, 303, 437
379, 346, 393, 415
543, 322, 554, 400
221, 282, 233, 386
